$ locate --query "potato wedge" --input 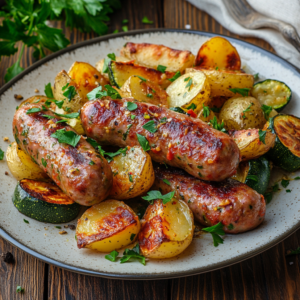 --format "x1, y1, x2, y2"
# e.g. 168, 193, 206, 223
138, 199, 194, 259
166, 71, 210, 113
6, 142, 48, 181
219, 97, 266, 130
229, 129, 276, 161
68, 61, 109, 101
108, 146, 155, 200
120, 75, 169, 107
120, 42, 195, 73
195, 36, 241, 70
109, 61, 176, 89
187, 68, 254, 97
76, 200, 140, 252
95, 56, 131, 80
